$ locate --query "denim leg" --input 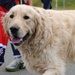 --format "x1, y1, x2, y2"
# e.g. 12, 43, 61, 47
43, 0, 52, 9
10, 43, 21, 58
0, 47, 5, 64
